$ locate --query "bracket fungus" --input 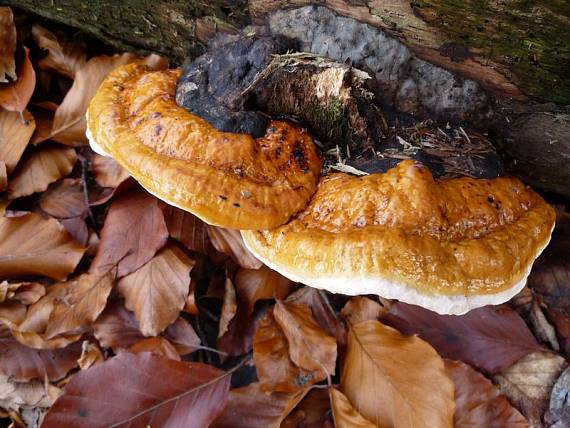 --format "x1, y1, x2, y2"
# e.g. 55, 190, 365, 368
86, 63, 323, 229
242, 160, 556, 315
